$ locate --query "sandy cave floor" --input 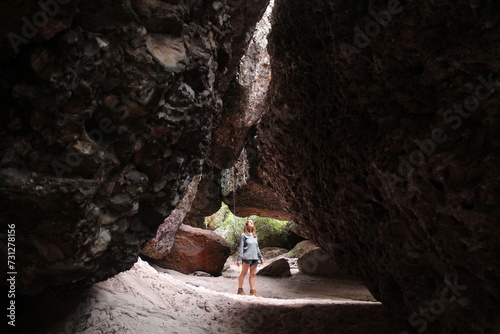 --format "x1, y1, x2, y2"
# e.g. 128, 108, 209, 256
158, 257, 377, 302
20, 258, 399, 334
